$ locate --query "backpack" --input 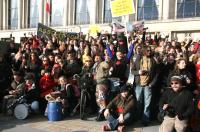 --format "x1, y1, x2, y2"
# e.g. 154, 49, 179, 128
66, 84, 80, 98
